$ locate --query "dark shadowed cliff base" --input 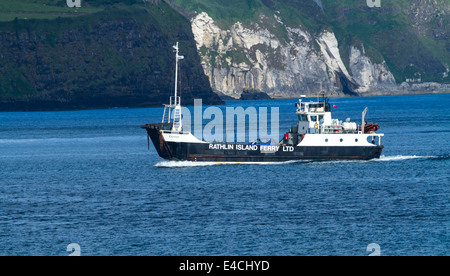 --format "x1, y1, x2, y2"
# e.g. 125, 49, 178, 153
0, 1, 223, 111
0, 91, 221, 112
